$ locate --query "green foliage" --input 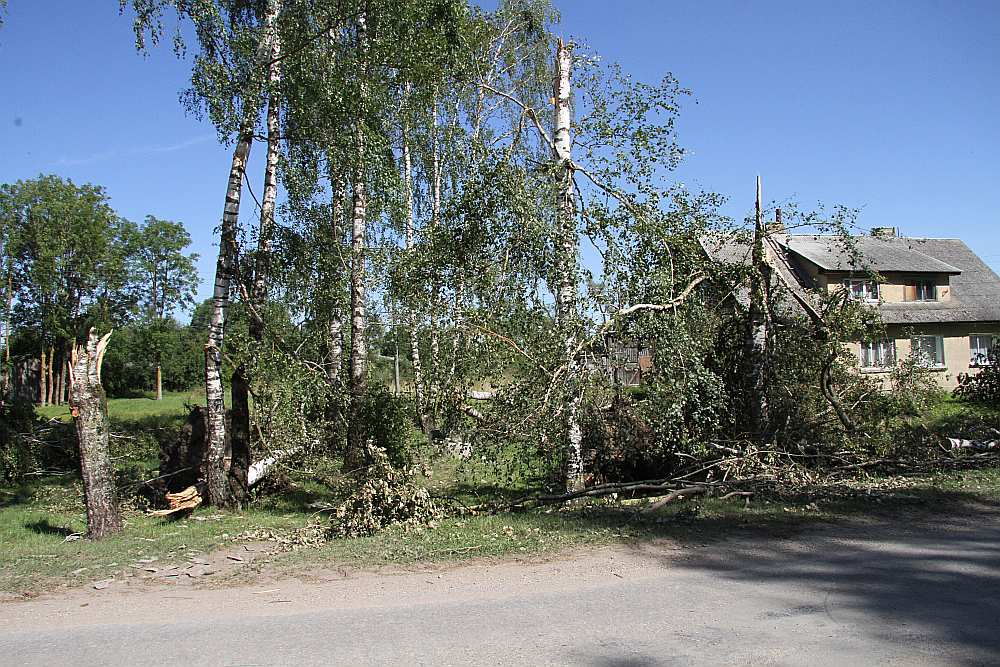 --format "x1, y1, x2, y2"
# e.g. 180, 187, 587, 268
102, 319, 203, 397
954, 346, 1000, 404
888, 353, 942, 415
330, 443, 440, 538
0, 398, 75, 483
